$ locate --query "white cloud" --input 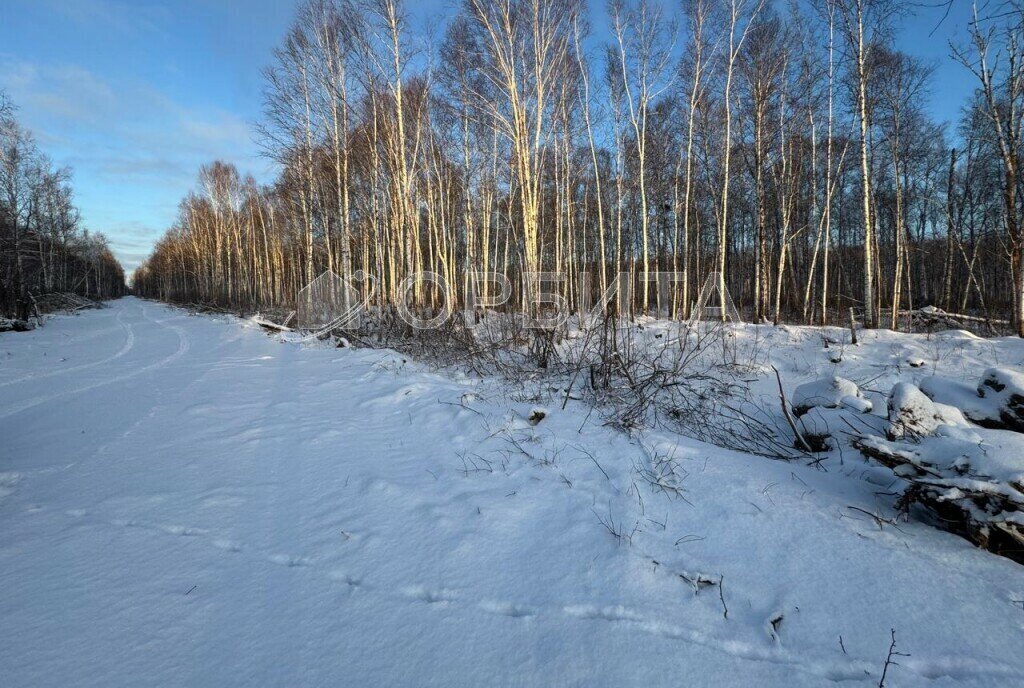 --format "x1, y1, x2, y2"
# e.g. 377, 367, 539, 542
0, 56, 259, 158
0, 62, 119, 126
0, 56, 270, 271
38, 0, 170, 37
